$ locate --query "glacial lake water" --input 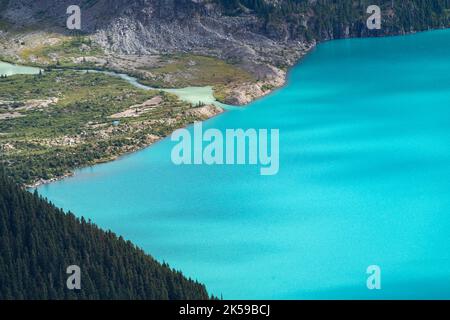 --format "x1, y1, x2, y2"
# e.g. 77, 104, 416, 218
0, 61, 41, 76
87, 70, 228, 107
36, 29, 450, 299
